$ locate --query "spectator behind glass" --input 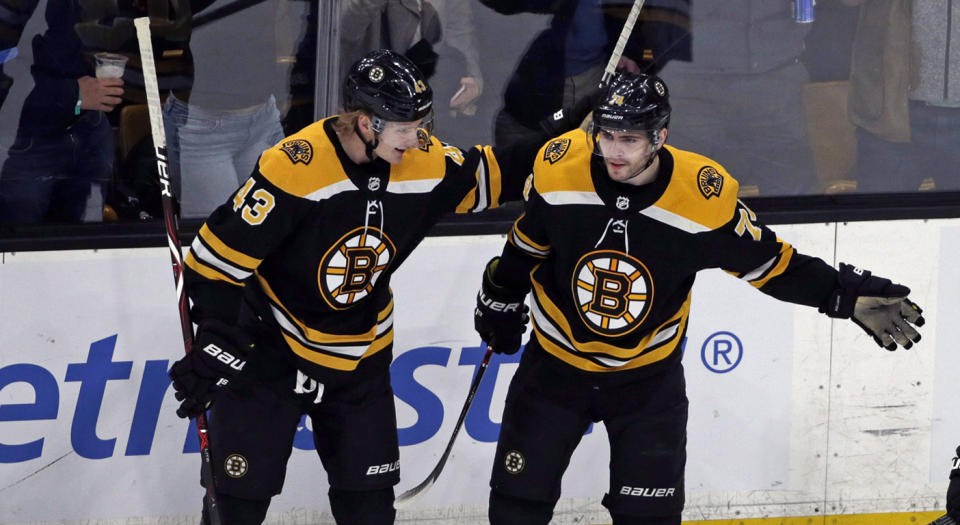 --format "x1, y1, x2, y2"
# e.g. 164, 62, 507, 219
480, 0, 690, 148
846, 0, 960, 193
0, 0, 122, 224
0, 0, 40, 113
340, 1, 490, 146
655, 0, 817, 196
163, 0, 301, 219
